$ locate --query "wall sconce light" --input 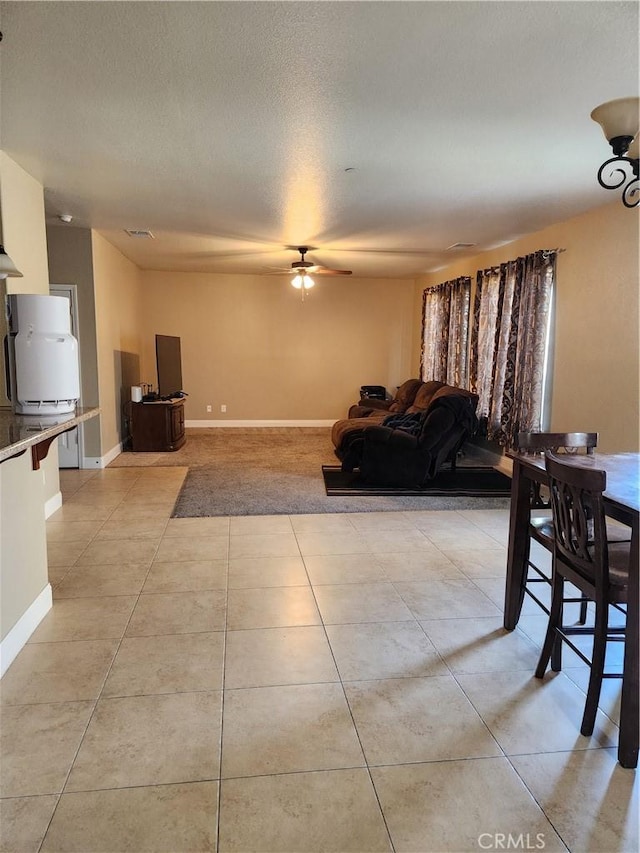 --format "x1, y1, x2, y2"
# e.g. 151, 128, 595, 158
0, 245, 24, 279
590, 97, 639, 208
